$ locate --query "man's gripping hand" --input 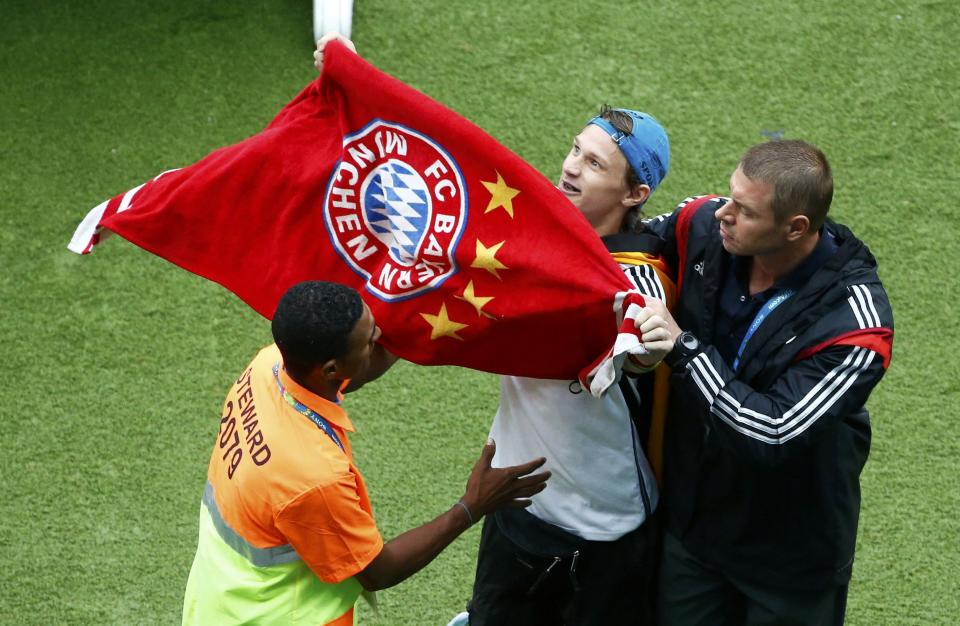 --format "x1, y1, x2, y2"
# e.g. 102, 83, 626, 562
628, 303, 676, 368
314, 33, 357, 73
